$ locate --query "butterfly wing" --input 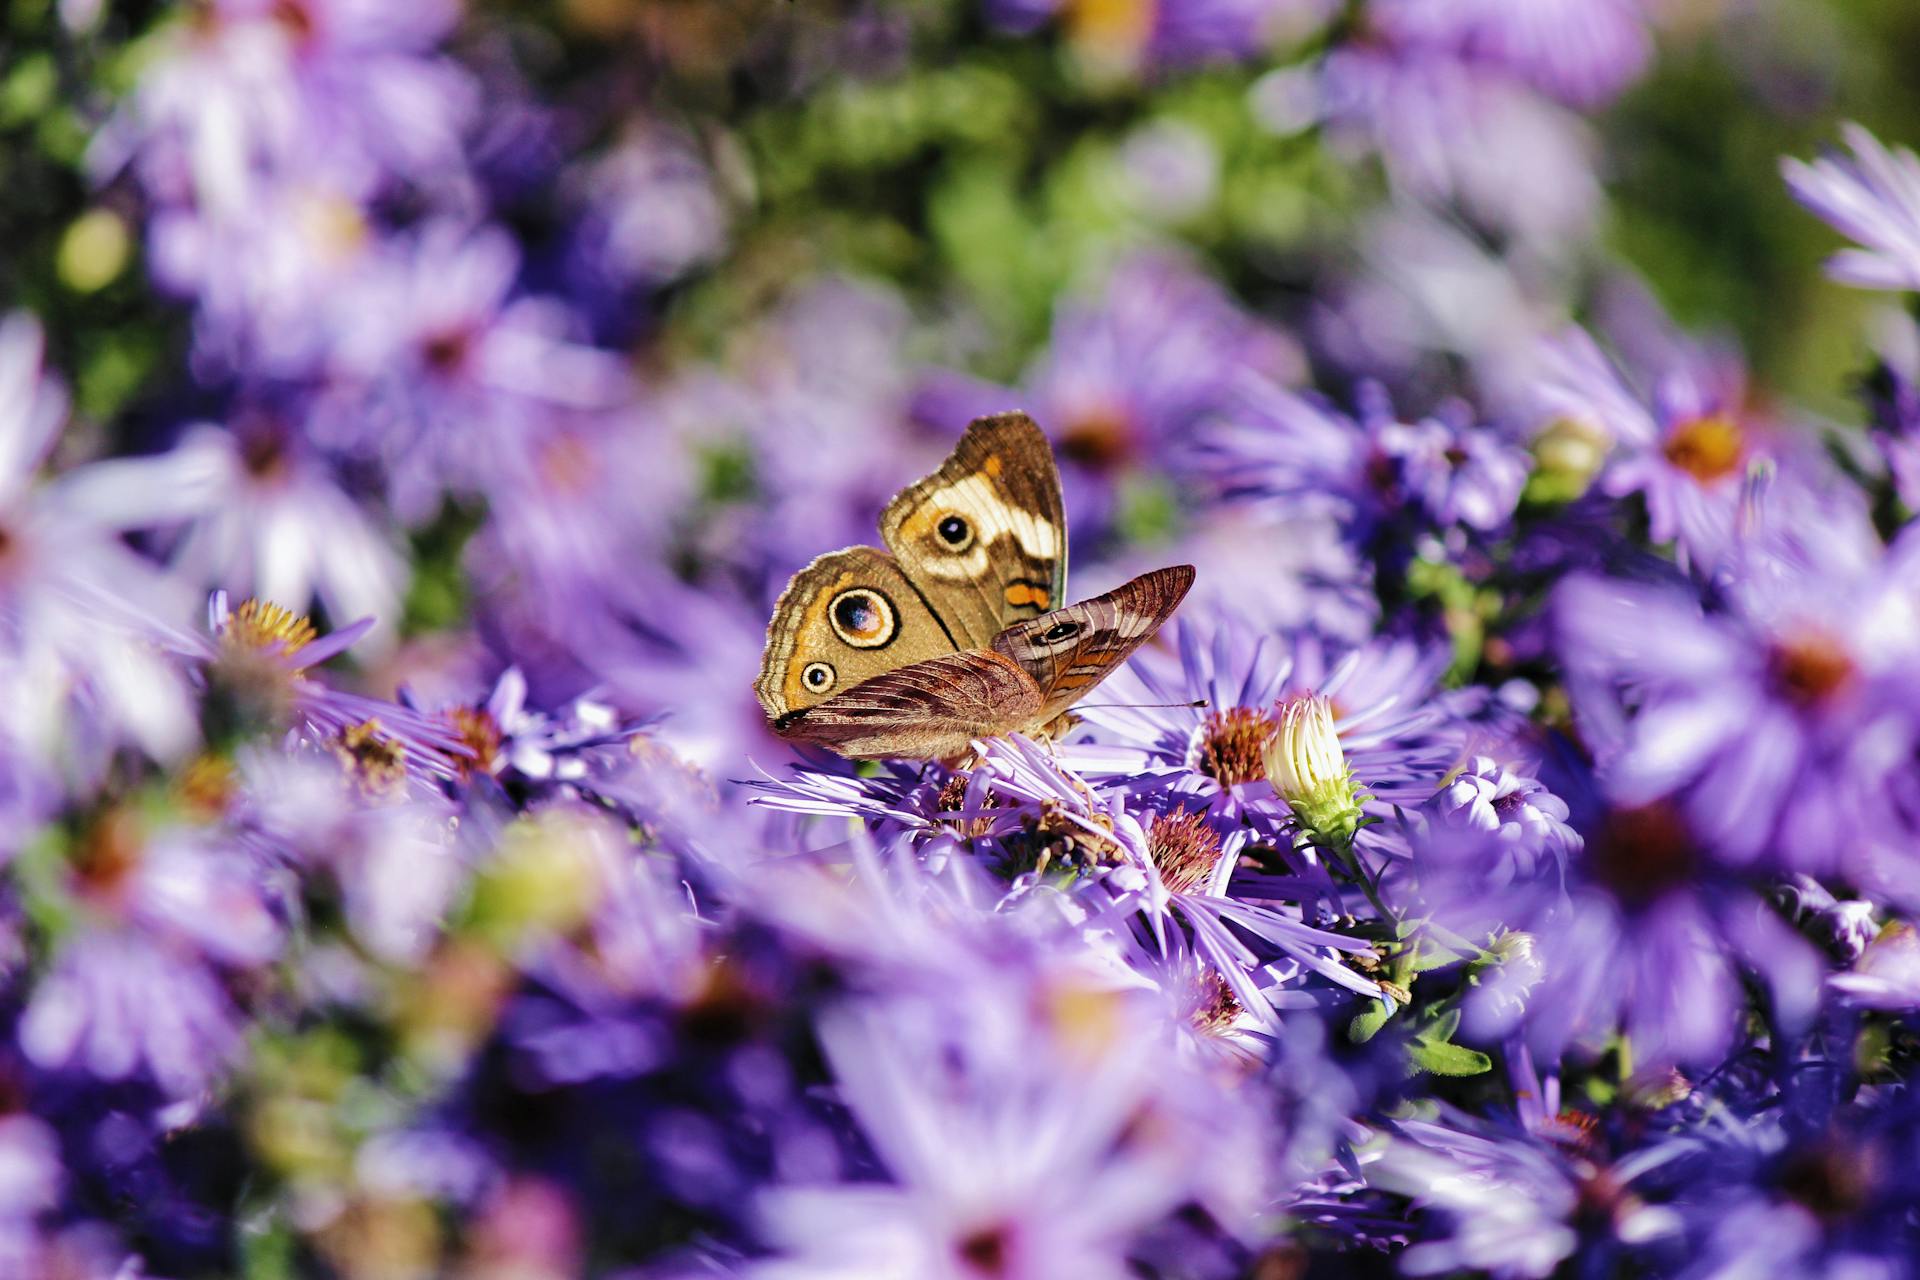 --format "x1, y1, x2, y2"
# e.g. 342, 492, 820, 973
755, 548, 962, 719
990, 565, 1196, 720
768, 649, 1044, 761
880, 412, 1067, 648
